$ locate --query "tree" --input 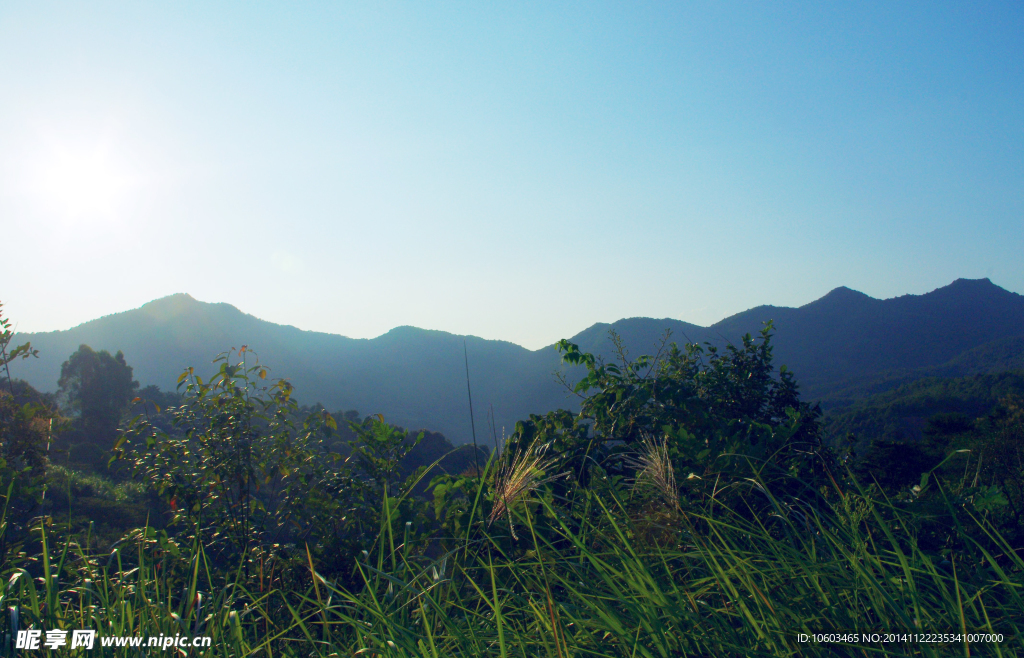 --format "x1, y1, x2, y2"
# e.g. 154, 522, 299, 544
502, 323, 832, 512
0, 301, 60, 564
0, 300, 50, 477
119, 351, 335, 566
58, 345, 138, 447
0, 300, 38, 395
117, 349, 431, 585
